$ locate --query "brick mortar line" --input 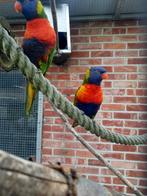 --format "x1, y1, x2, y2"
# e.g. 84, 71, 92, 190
70, 25, 147, 29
